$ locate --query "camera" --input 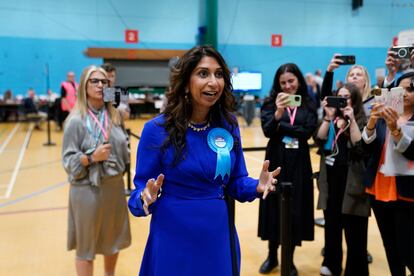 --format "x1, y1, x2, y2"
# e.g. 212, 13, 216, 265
326, 96, 347, 108
103, 87, 129, 107
336, 55, 356, 65
287, 95, 301, 107
391, 46, 414, 59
